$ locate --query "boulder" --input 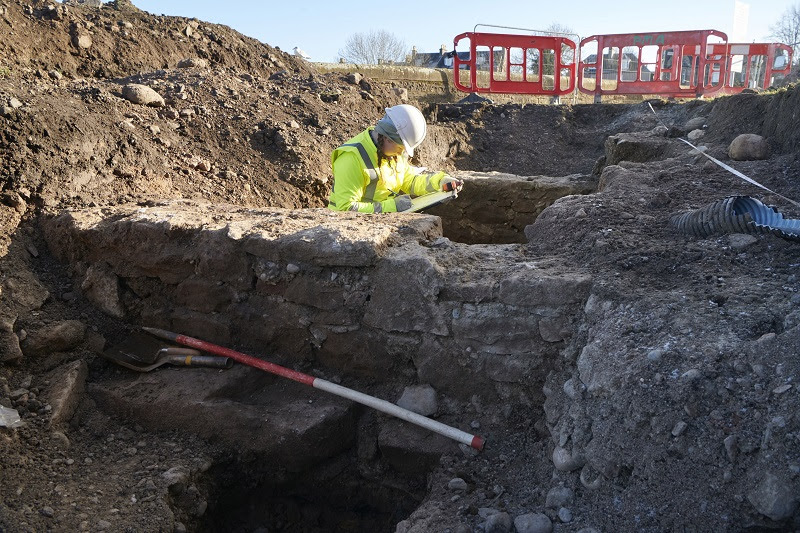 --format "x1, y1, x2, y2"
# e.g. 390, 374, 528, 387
514, 513, 553, 533
21, 320, 86, 357
364, 245, 448, 335
72, 34, 92, 50
89, 365, 357, 471
3, 272, 49, 311
177, 58, 208, 69
396, 384, 438, 416
121, 84, 165, 107
345, 72, 363, 85
552, 445, 585, 472
545, 485, 574, 508
604, 132, 670, 166
747, 473, 798, 521
0, 316, 23, 362
45, 360, 88, 427
687, 129, 705, 141
684, 116, 706, 131
81, 263, 125, 317
484, 512, 513, 533
728, 133, 769, 160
